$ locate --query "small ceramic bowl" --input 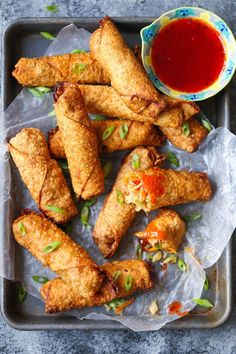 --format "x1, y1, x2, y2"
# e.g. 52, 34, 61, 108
140, 7, 236, 101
